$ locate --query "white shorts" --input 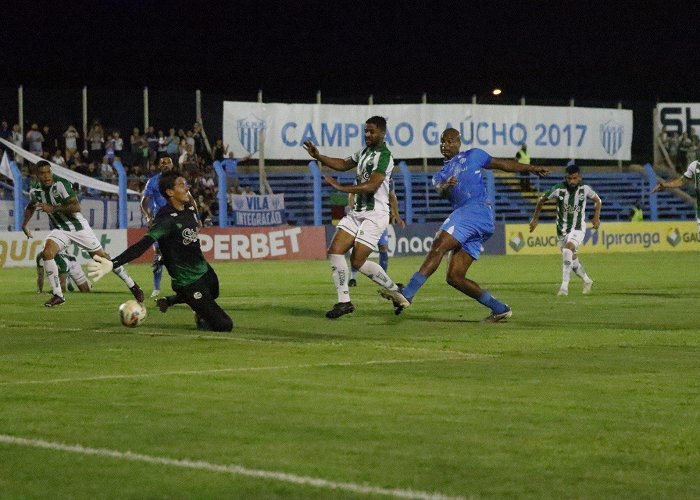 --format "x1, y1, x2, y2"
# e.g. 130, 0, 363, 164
46, 228, 103, 254
66, 259, 89, 286
337, 209, 390, 251
558, 230, 586, 251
